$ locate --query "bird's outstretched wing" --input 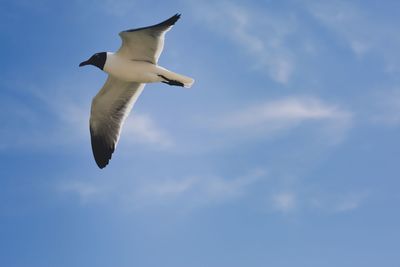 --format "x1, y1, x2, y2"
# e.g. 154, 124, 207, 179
117, 13, 181, 64
90, 76, 145, 168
